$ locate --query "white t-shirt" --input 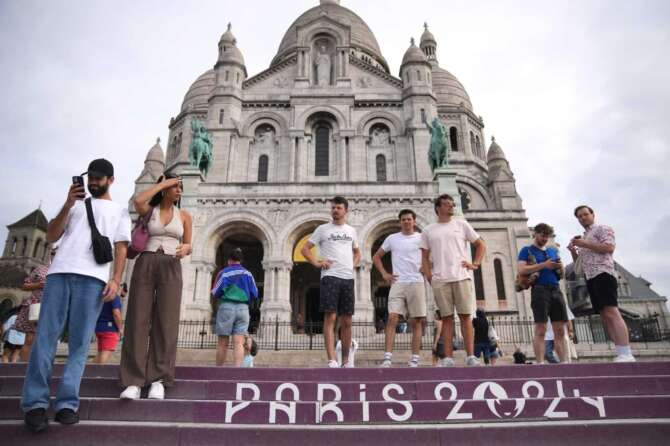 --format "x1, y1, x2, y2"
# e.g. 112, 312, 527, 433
48, 199, 132, 283
380, 232, 423, 283
420, 219, 480, 282
309, 222, 359, 280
